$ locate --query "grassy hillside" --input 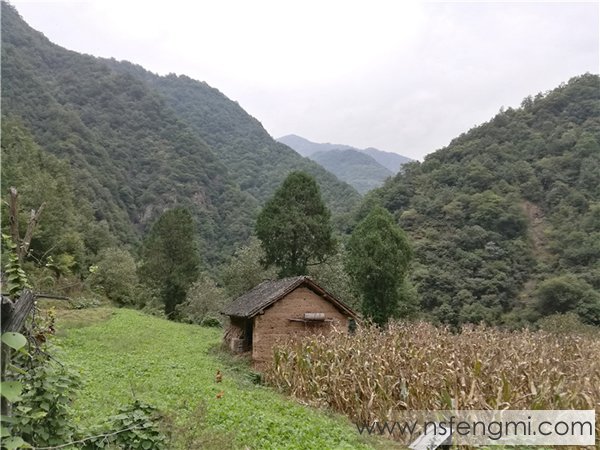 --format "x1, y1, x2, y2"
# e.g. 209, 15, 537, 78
366, 73, 600, 327
55, 308, 382, 449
